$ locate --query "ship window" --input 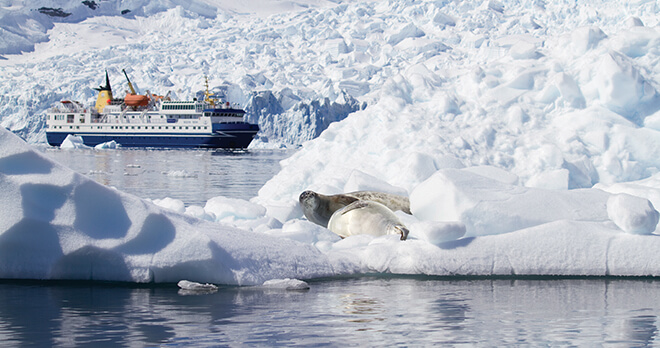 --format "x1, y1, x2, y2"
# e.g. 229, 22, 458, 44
67, 114, 74, 123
